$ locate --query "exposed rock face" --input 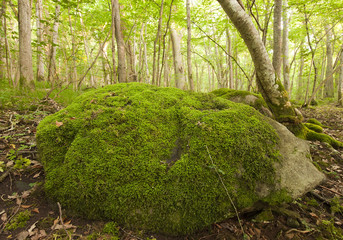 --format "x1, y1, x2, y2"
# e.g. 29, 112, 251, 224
36, 83, 324, 235
268, 119, 325, 198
